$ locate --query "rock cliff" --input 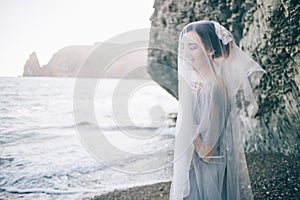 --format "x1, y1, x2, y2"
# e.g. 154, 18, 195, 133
42, 45, 93, 77
147, 0, 299, 155
23, 42, 150, 79
23, 52, 42, 76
